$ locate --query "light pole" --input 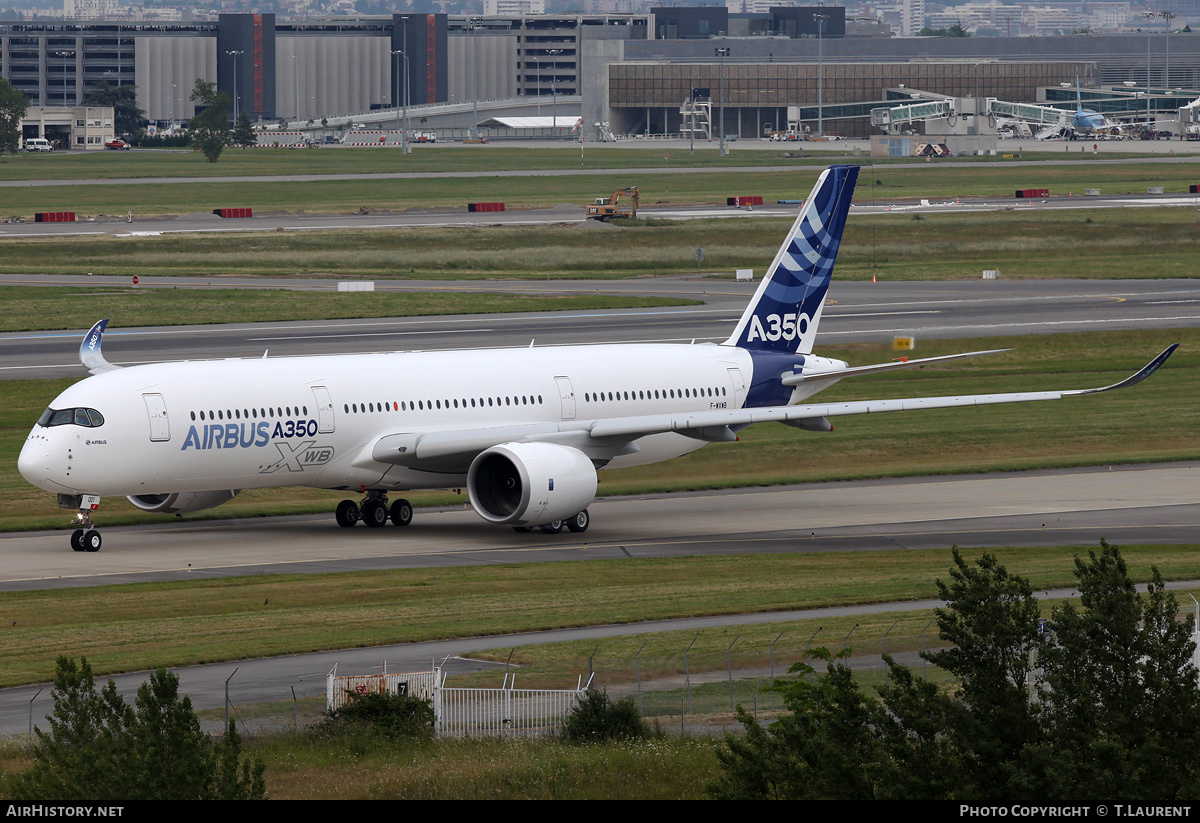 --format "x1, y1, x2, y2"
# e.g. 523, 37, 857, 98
225, 49, 244, 122
170, 82, 176, 134
1142, 15, 1153, 127
715, 47, 729, 156
814, 12, 830, 138
291, 53, 299, 123
547, 48, 563, 136
391, 48, 409, 154
1160, 11, 1176, 88
689, 85, 697, 155
53, 50, 74, 108
470, 18, 482, 140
